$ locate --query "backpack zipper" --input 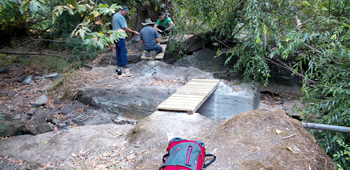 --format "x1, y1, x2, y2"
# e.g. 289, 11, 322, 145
185, 145, 193, 166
